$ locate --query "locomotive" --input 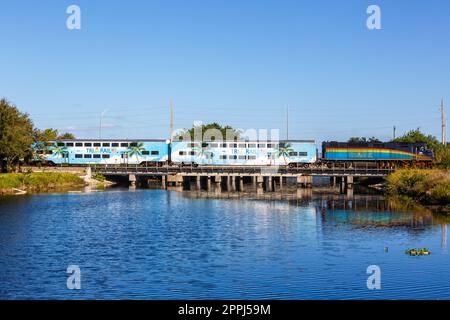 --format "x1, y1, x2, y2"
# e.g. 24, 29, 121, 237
31, 138, 434, 168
